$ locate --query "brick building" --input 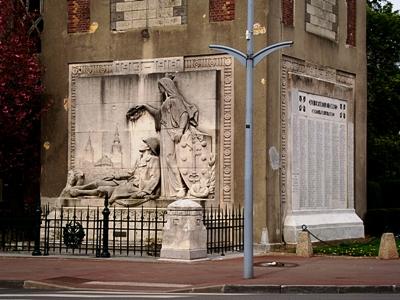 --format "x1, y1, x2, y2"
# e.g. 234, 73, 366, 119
40, 0, 367, 245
